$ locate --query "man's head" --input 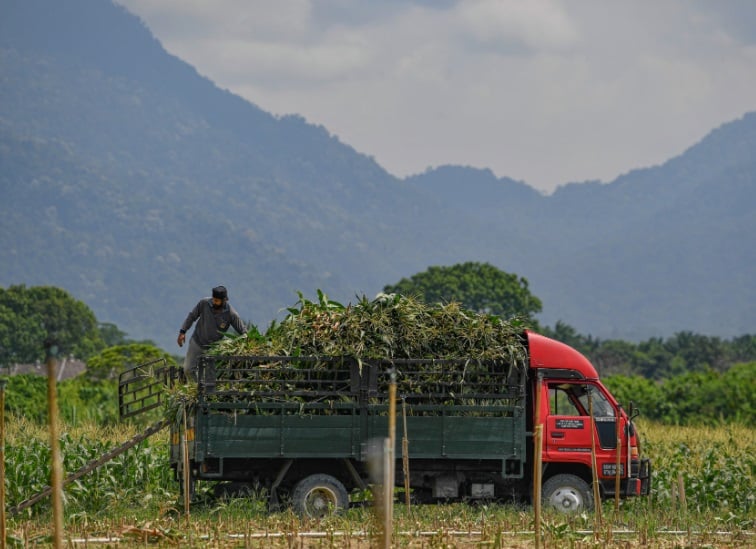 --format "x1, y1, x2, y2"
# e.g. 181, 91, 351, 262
212, 285, 228, 309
